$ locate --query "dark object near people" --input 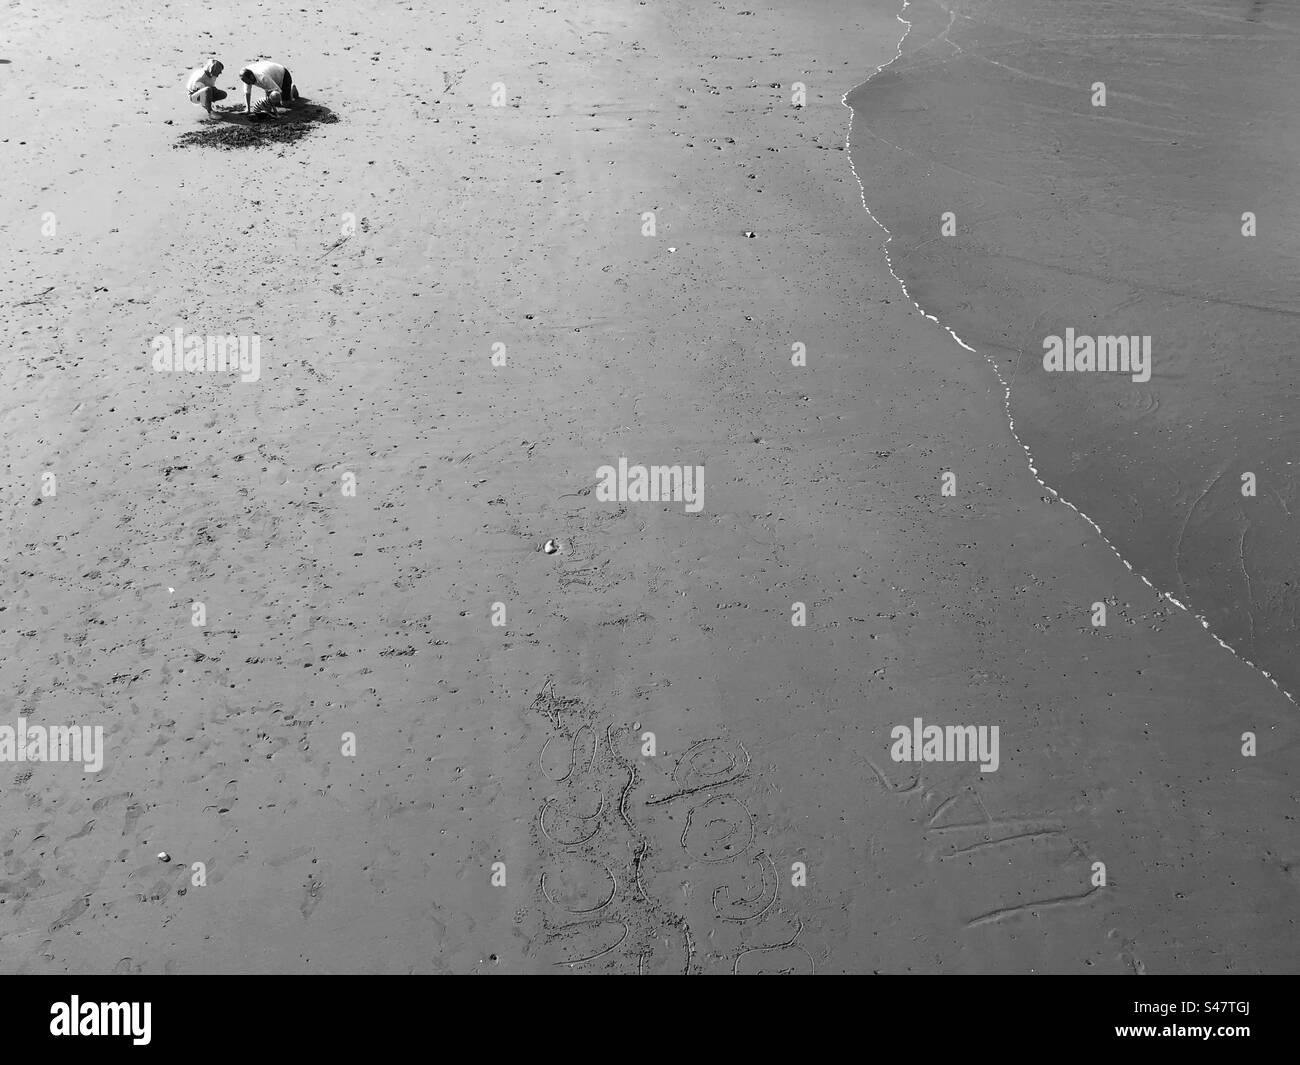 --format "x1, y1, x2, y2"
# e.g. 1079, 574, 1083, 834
171, 100, 339, 150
